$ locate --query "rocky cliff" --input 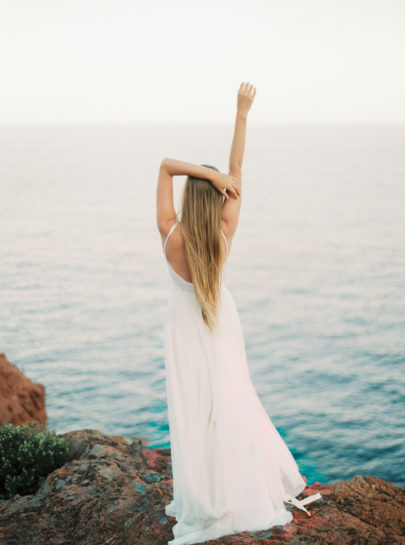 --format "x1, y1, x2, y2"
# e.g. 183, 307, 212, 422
0, 352, 46, 426
0, 428, 403, 545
